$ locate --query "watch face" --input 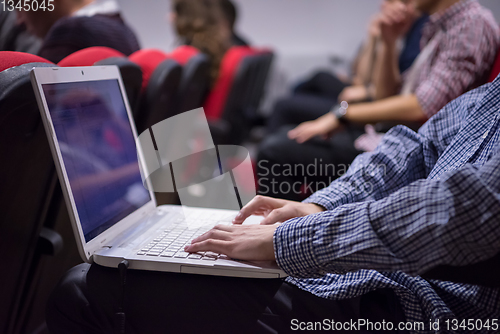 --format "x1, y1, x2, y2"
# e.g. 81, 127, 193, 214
335, 101, 348, 122
335, 106, 347, 119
